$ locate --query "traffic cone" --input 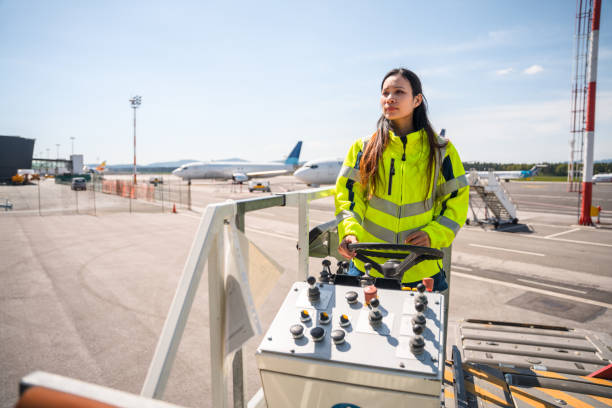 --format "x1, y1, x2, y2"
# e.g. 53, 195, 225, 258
172, 203, 177, 213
